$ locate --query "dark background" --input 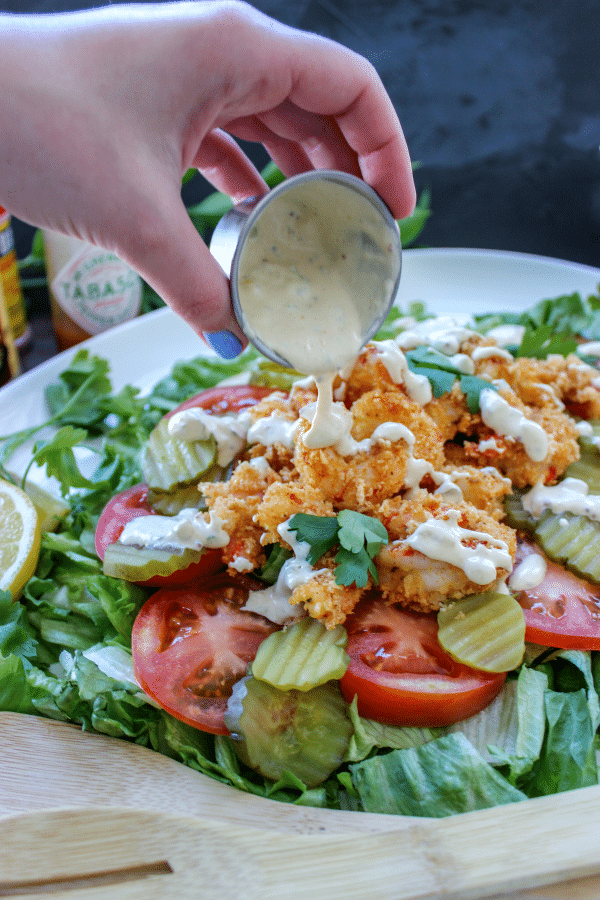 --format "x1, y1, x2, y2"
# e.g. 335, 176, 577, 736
7, 0, 600, 367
